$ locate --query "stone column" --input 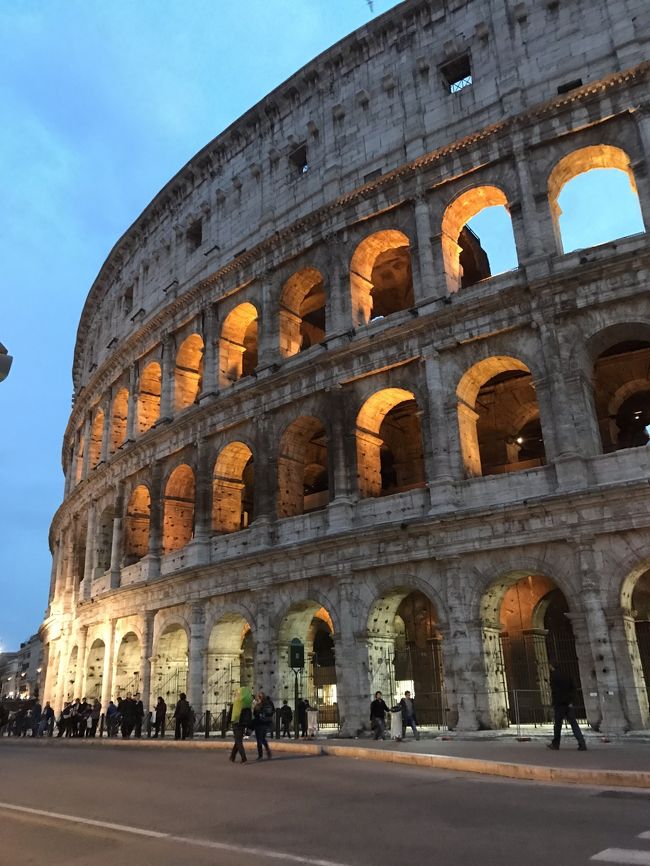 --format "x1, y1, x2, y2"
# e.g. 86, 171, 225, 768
191, 441, 212, 558
188, 603, 206, 712
256, 279, 280, 371
140, 611, 156, 713
326, 233, 353, 336
159, 334, 176, 421
81, 503, 96, 601
48, 534, 61, 604
109, 484, 124, 589
74, 626, 88, 699
252, 418, 277, 545
631, 104, 650, 230
422, 352, 456, 513
199, 305, 218, 401
252, 597, 275, 696
335, 575, 368, 736
53, 631, 71, 716
99, 401, 110, 465
101, 620, 117, 711
413, 194, 439, 302
327, 387, 356, 532
605, 606, 650, 730
81, 414, 92, 480
511, 134, 547, 262
125, 364, 138, 442
144, 463, 163, 579
576, 541, 630, 734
